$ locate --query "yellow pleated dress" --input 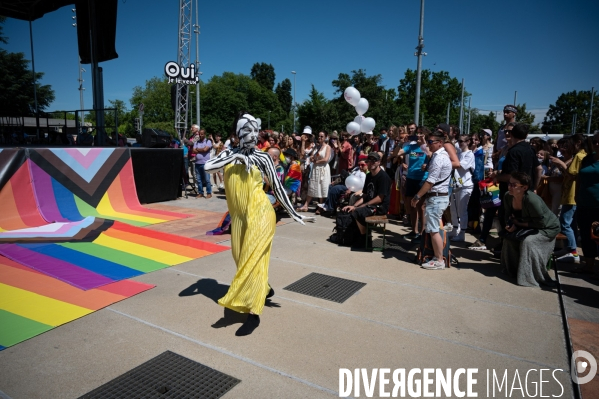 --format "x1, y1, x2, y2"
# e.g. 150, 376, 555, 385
218, 163, 276, 315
